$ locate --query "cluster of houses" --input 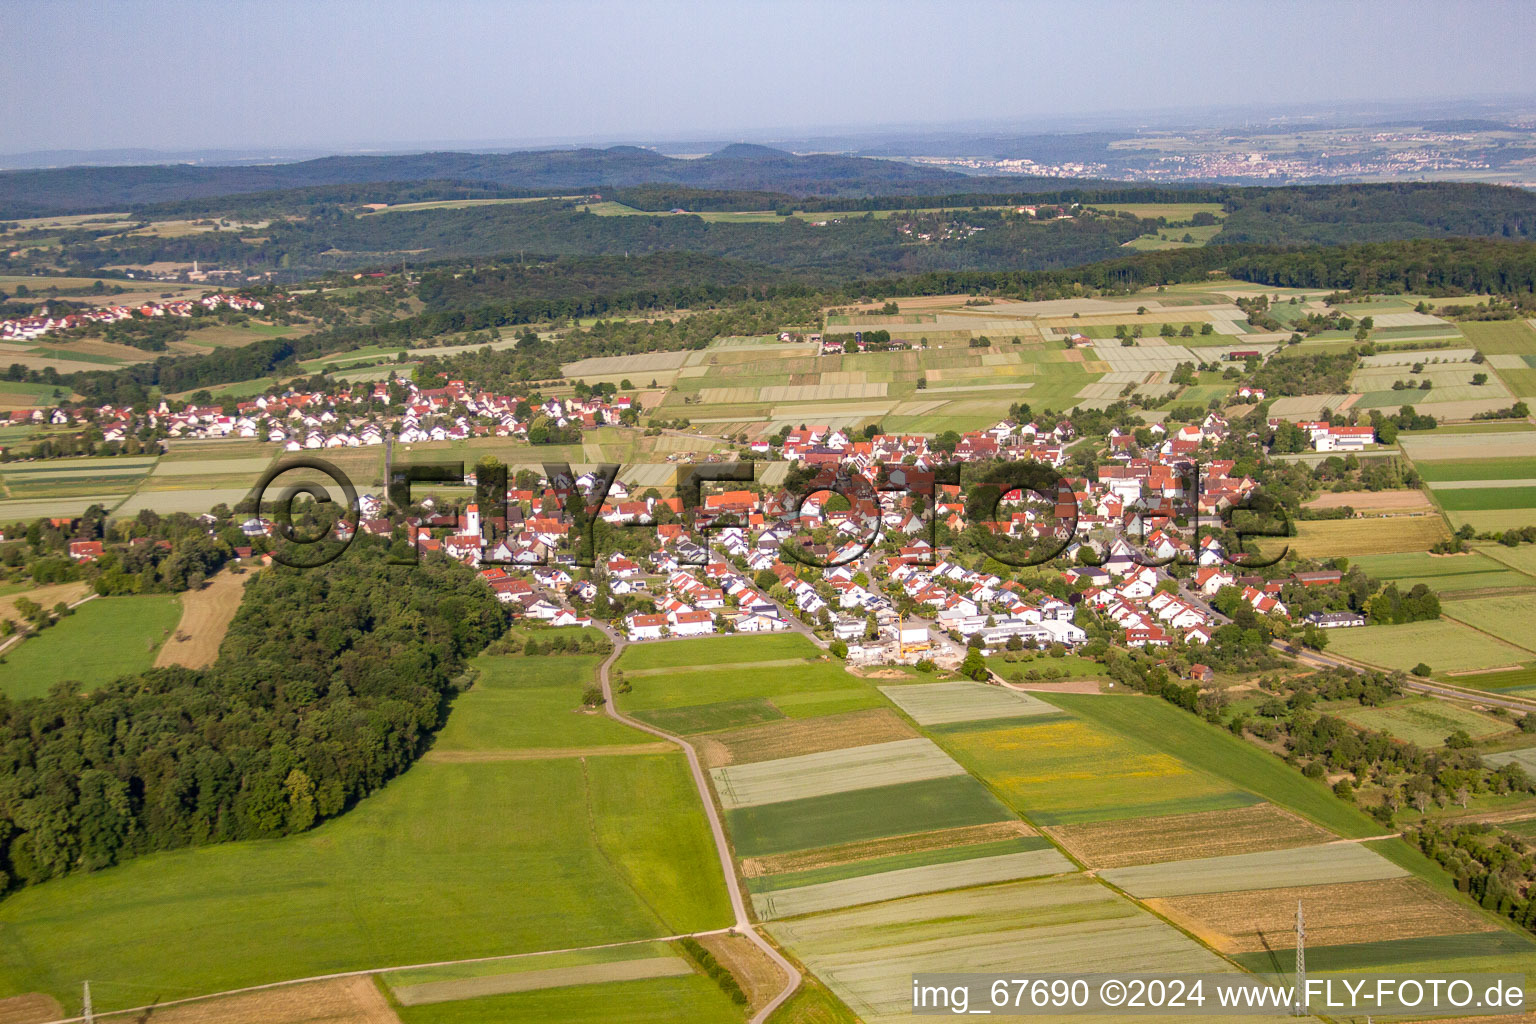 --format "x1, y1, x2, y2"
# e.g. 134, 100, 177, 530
1271, 418, 1378, 452
2, 378, 639, 451
0, 293, 268, 342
